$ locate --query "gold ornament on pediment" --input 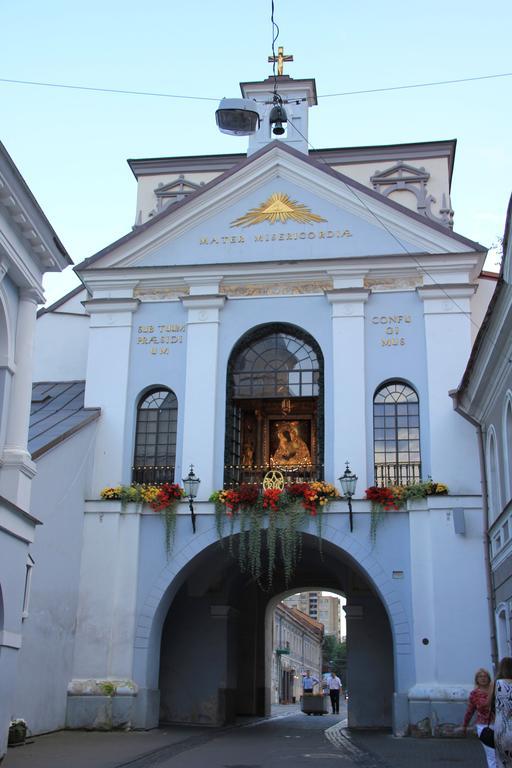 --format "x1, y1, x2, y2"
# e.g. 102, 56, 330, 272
230, 192, 327, 228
